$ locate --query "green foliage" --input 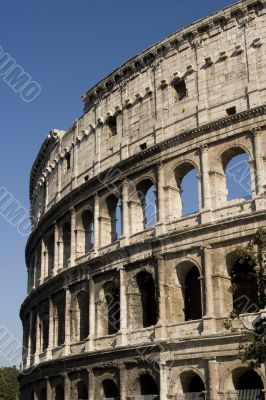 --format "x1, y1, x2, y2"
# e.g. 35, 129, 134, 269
223, 228, 266, 368
0, 367, 19, 400
239, 330, 266, 369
